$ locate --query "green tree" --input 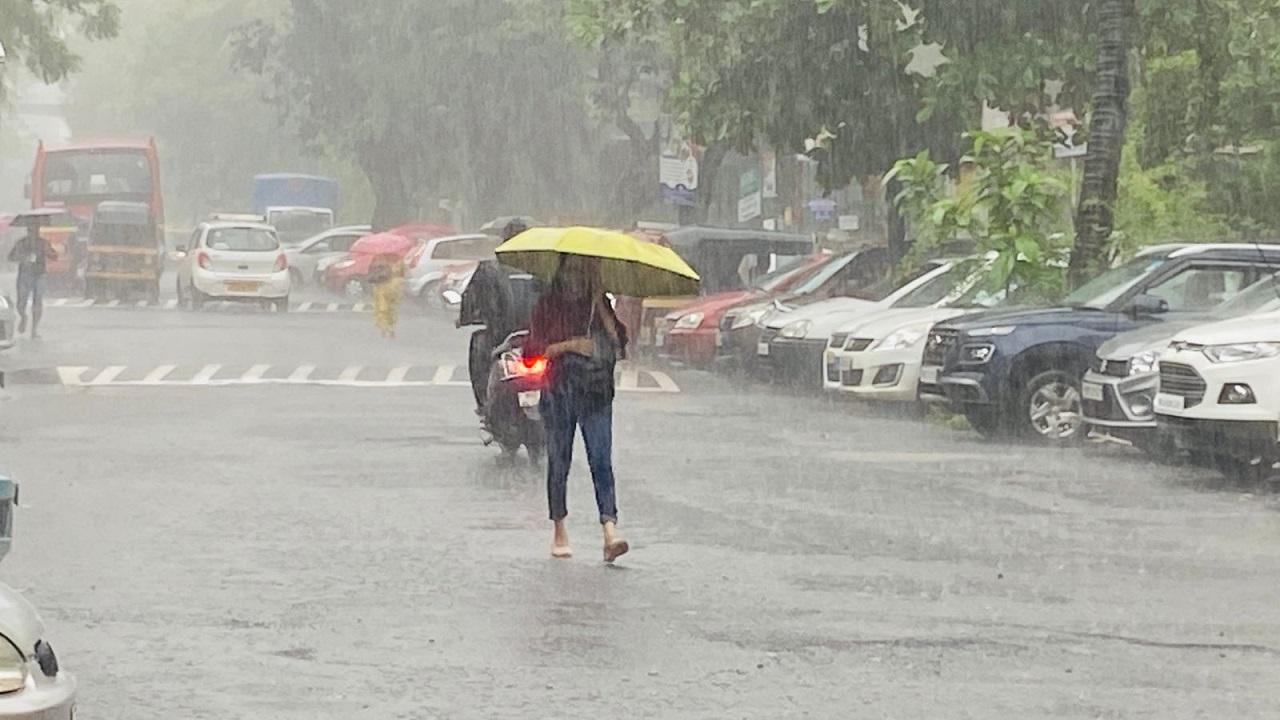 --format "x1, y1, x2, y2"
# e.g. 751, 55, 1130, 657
0, 0, 120, 104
